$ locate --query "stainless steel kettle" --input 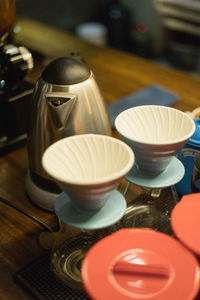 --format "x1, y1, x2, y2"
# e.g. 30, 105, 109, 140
26, 55, 112, 208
